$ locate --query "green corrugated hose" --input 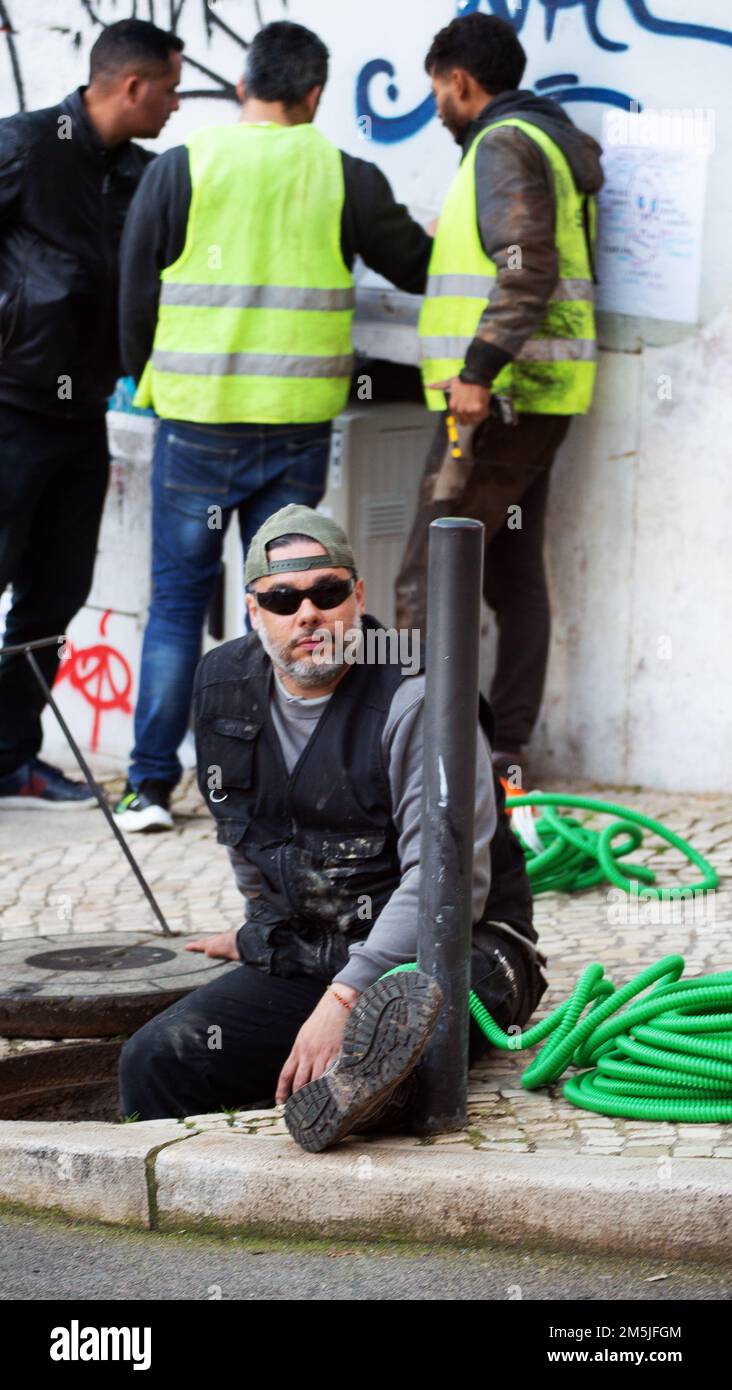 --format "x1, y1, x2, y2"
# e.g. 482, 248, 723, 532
505, 792, 719, 899
387, 956, 732, 1122
384, 795, 729, 1121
